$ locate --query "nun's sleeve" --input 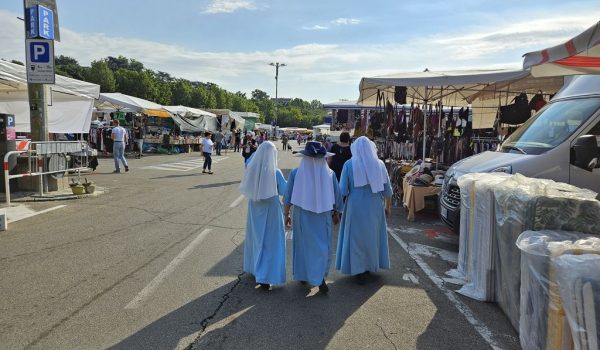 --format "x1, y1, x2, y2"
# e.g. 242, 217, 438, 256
275, 168, 287, 196
283, 169, 296, 205
383, 173, 393, 198
339, 161, 351, 197
332, 172, 343, 212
